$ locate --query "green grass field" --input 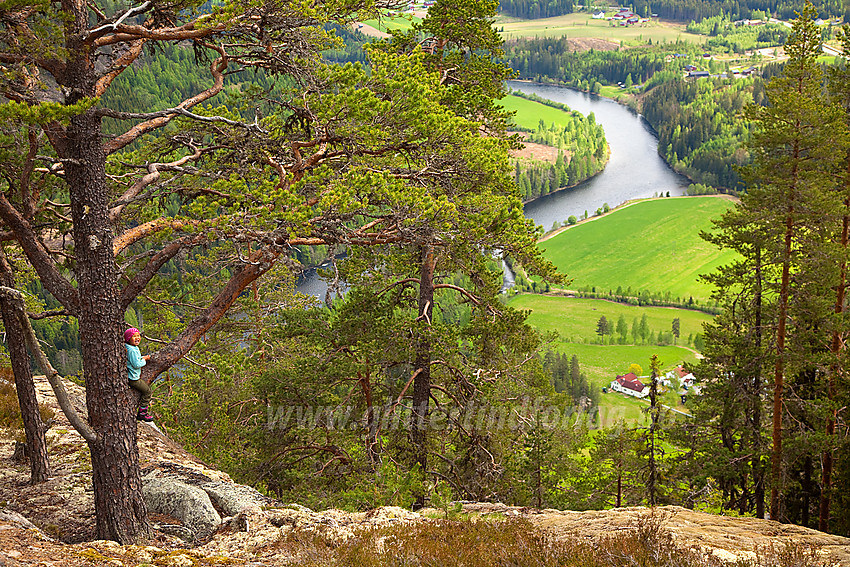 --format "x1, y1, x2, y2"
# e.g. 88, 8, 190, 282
361, 12, 420, 33
539, 196, 738, 302
510, 295, 709, 383
510, 295, 712, 344
554, 342, 701, 383
496, 12, 704, 44
501, 95, 583, 130
509, 295, 705, 424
